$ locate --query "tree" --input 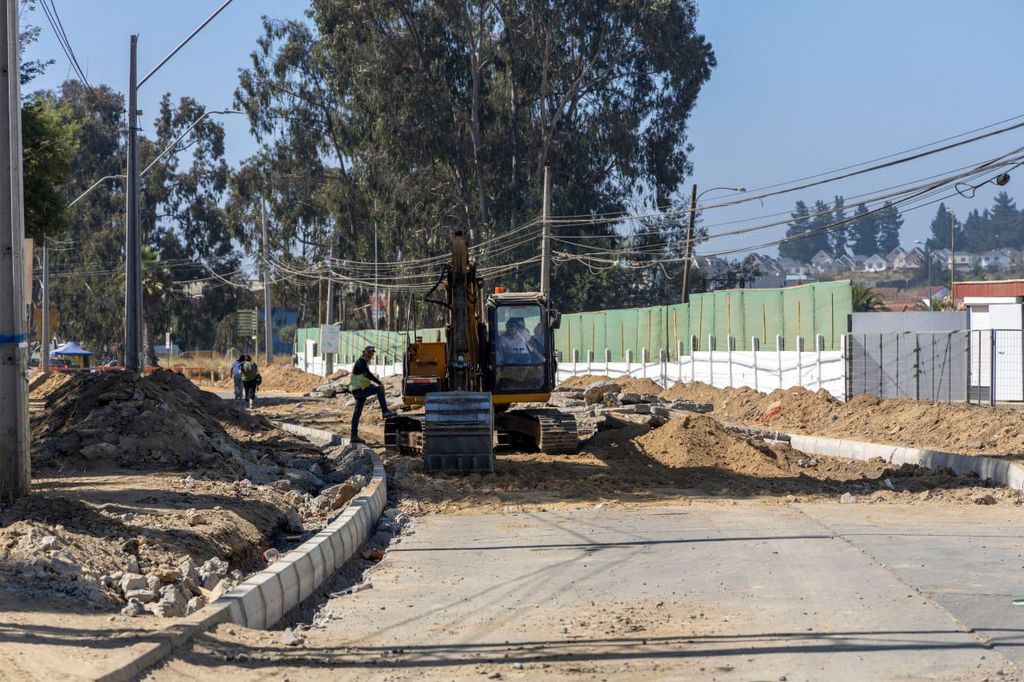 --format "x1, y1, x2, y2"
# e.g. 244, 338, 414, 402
236, 1, 718, 316
805, 199, 835, 257
852, 284, 886, 312
987, 191, 1021, 249
926, 202, 959, 252
779, 201, 812, 261
875, 201, 903, 255
848, 203, 878, 256
829, 195, 849, 257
